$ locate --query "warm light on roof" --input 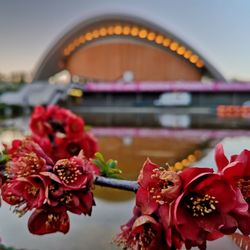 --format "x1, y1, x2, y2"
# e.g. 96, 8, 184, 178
122, 26, 131, 35
169, 42, 179, 51
147, 32, 156, 41
114, 25, 122, 35
155, 35, 164, 44
139, 29, 148, 38
85, 32, 93, 41
62, 23, 204, 69
131, 26, 139, 36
